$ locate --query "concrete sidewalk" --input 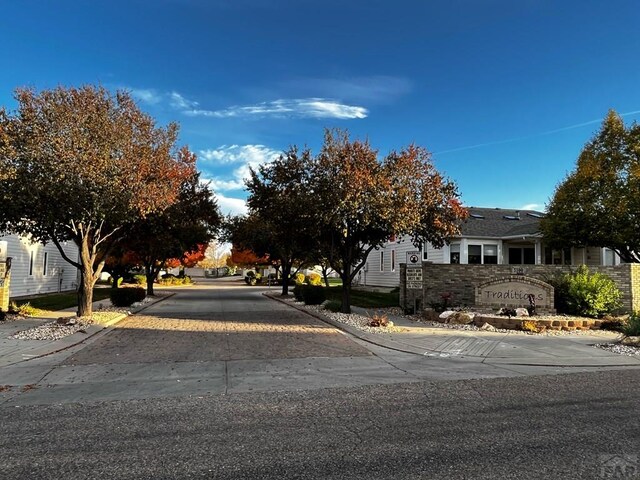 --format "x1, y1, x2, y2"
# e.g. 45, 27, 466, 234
0, 293, 172, 368
269, 295, 640, 368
